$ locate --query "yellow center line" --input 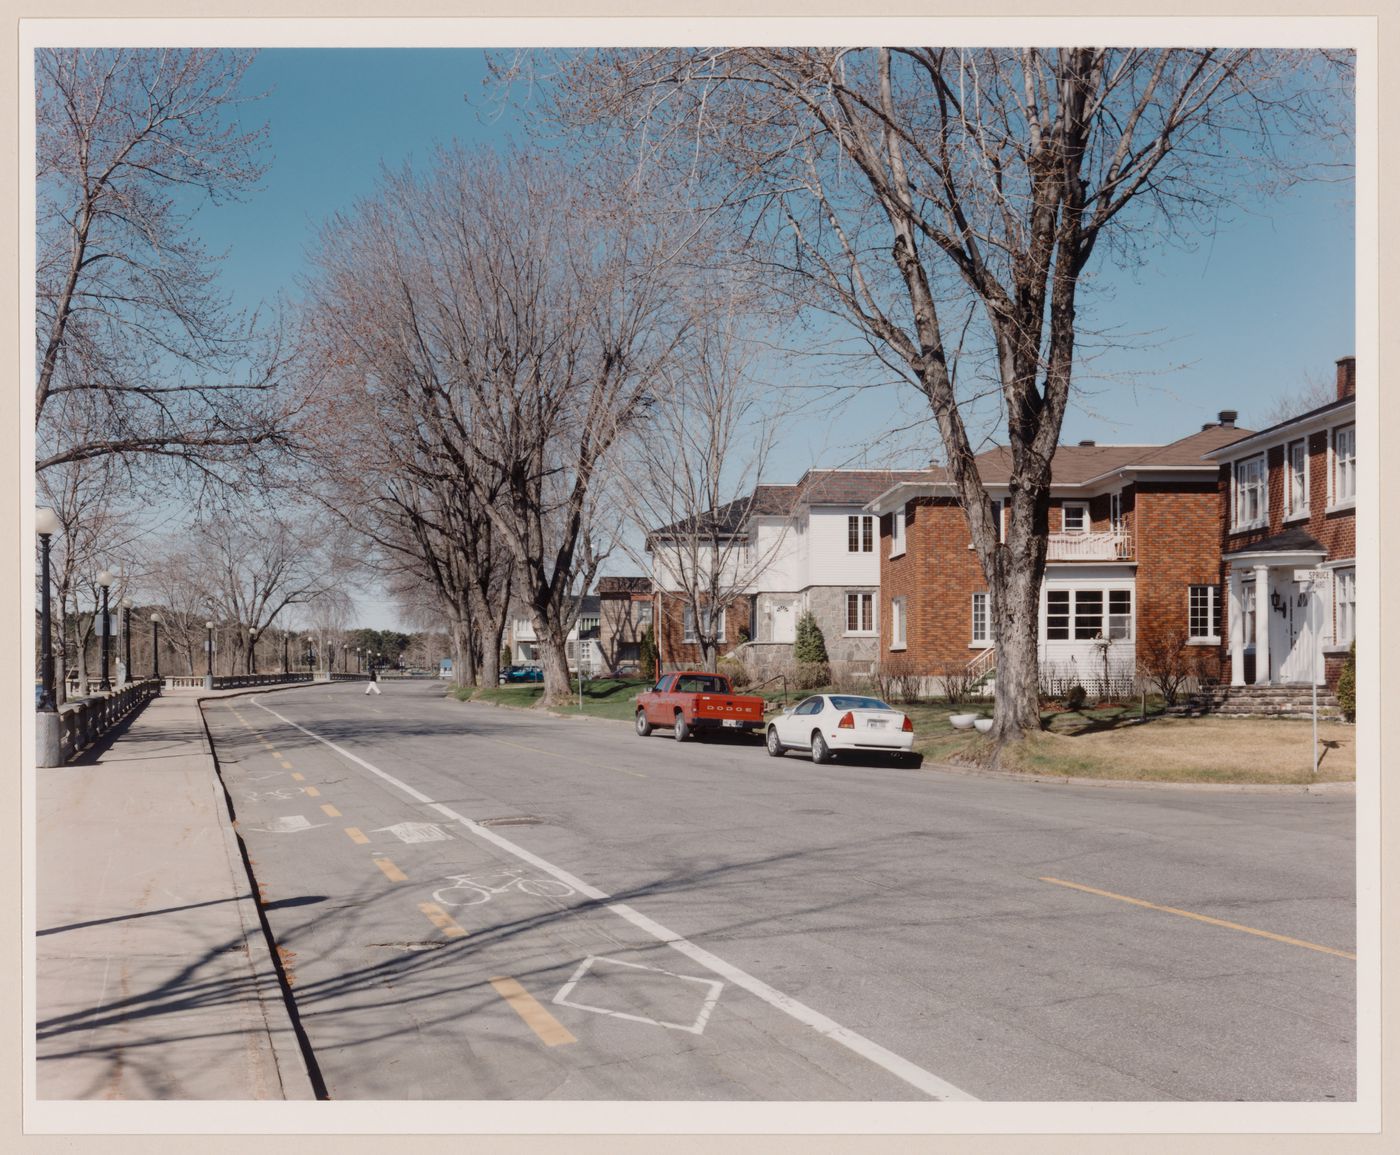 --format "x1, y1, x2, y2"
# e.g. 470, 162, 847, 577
303, 785, 320, 797
373, 855, 408, 882
489, 976, 576, 1046
321, 803, 342, 818
419, 902, 468, 939
344, 827, 369, 845
484, 735, 647, 779
289, 770, 304, 780
1039, 877, 1357, 961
